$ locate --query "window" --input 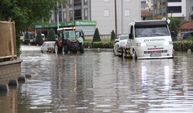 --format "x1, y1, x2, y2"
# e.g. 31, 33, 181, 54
141, 1, 146, 4
135, 26, 170, 37
168, 6, 182, 13
84, 0, 88, 5
59, 11, 62, 22
167, 0, 181, 2
63, 12, 67, 21
104, 10, 109, 17
69, 10, 73, 21
84, 8, 88, 19
75, 10, 82, 20
69, 0, 73, 7
74, 0, 81, 6
124, 10, 130, 16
